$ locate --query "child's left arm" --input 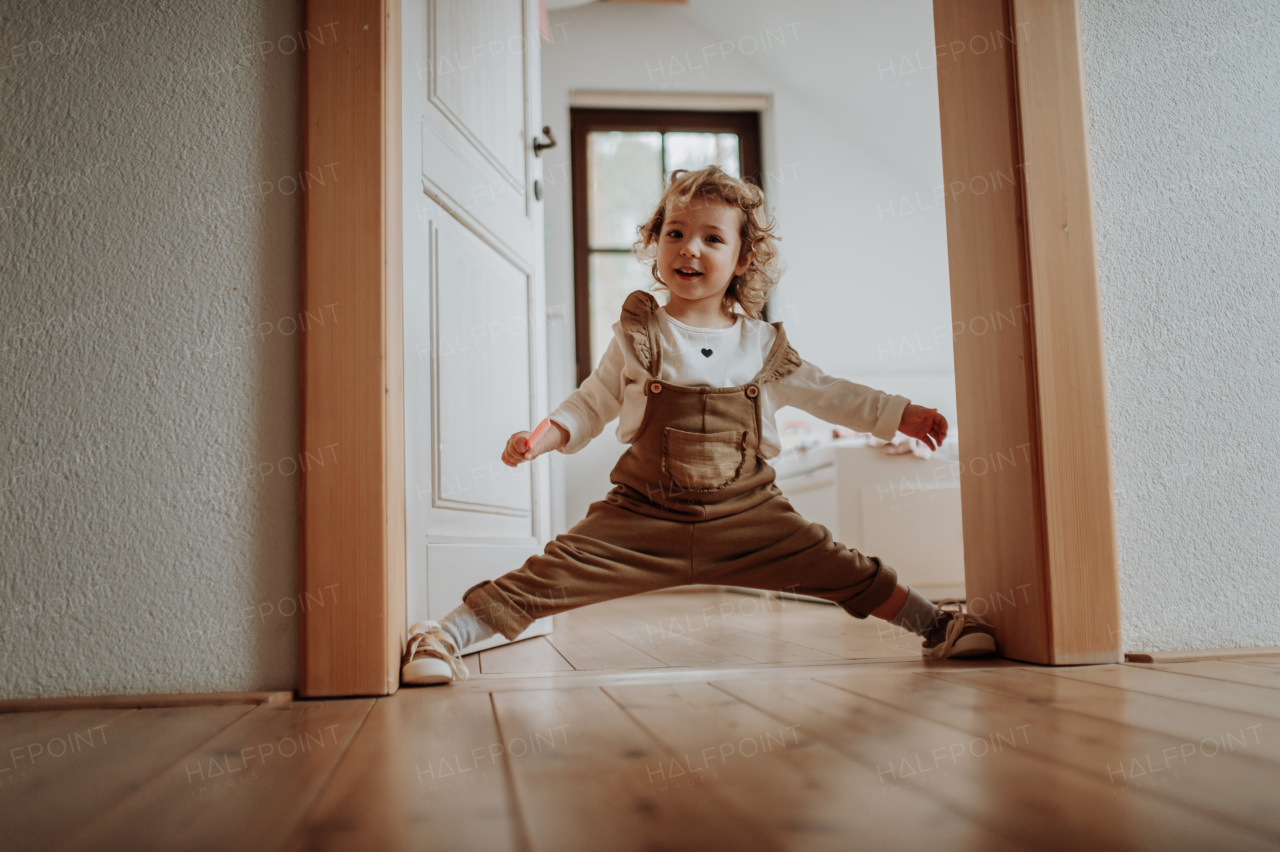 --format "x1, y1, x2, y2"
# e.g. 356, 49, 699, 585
896, 404, 948, 451
773, 358, 946, 449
